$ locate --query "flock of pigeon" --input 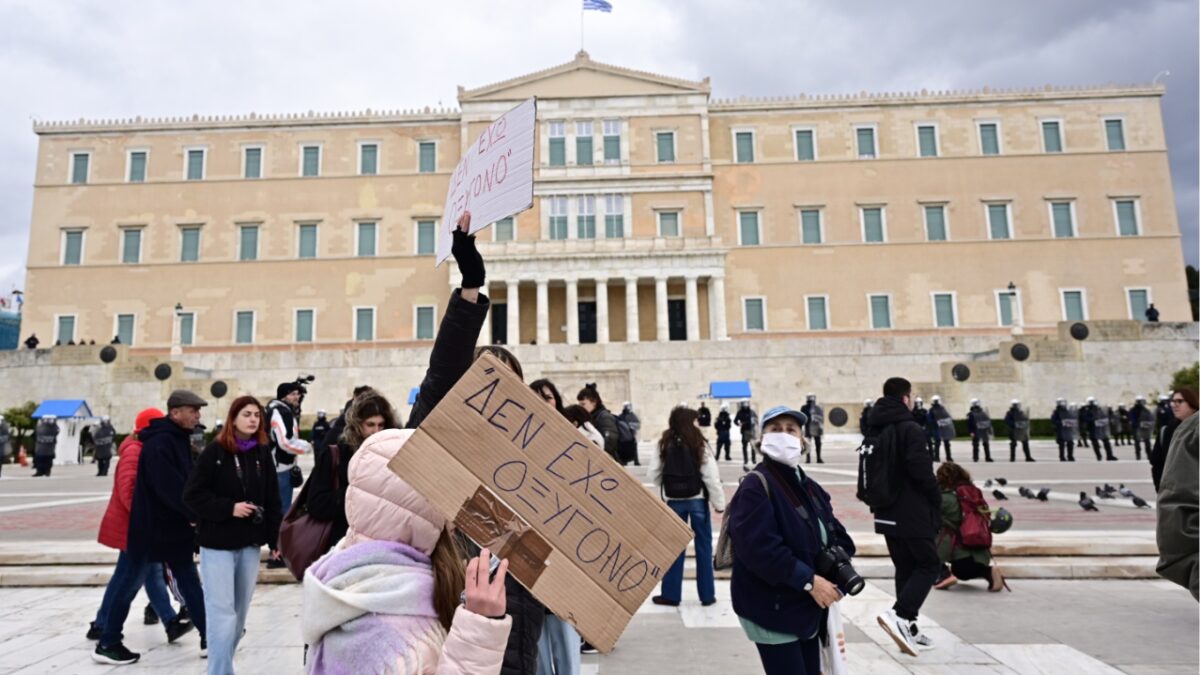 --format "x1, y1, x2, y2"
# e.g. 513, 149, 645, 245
982, 478, 1151, 512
